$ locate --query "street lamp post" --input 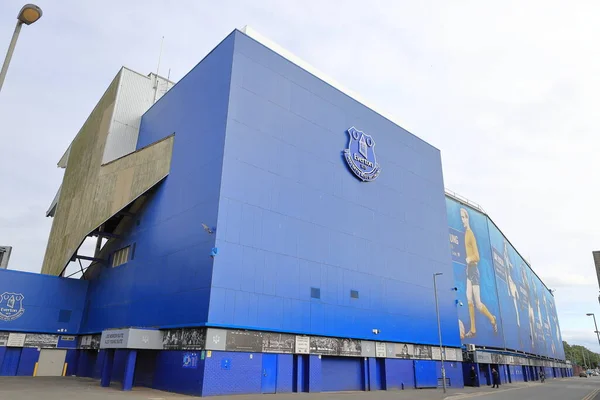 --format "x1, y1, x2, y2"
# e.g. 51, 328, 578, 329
0, 4, 43, 93
433, 272, 447, 394
586, 313, 600, 347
